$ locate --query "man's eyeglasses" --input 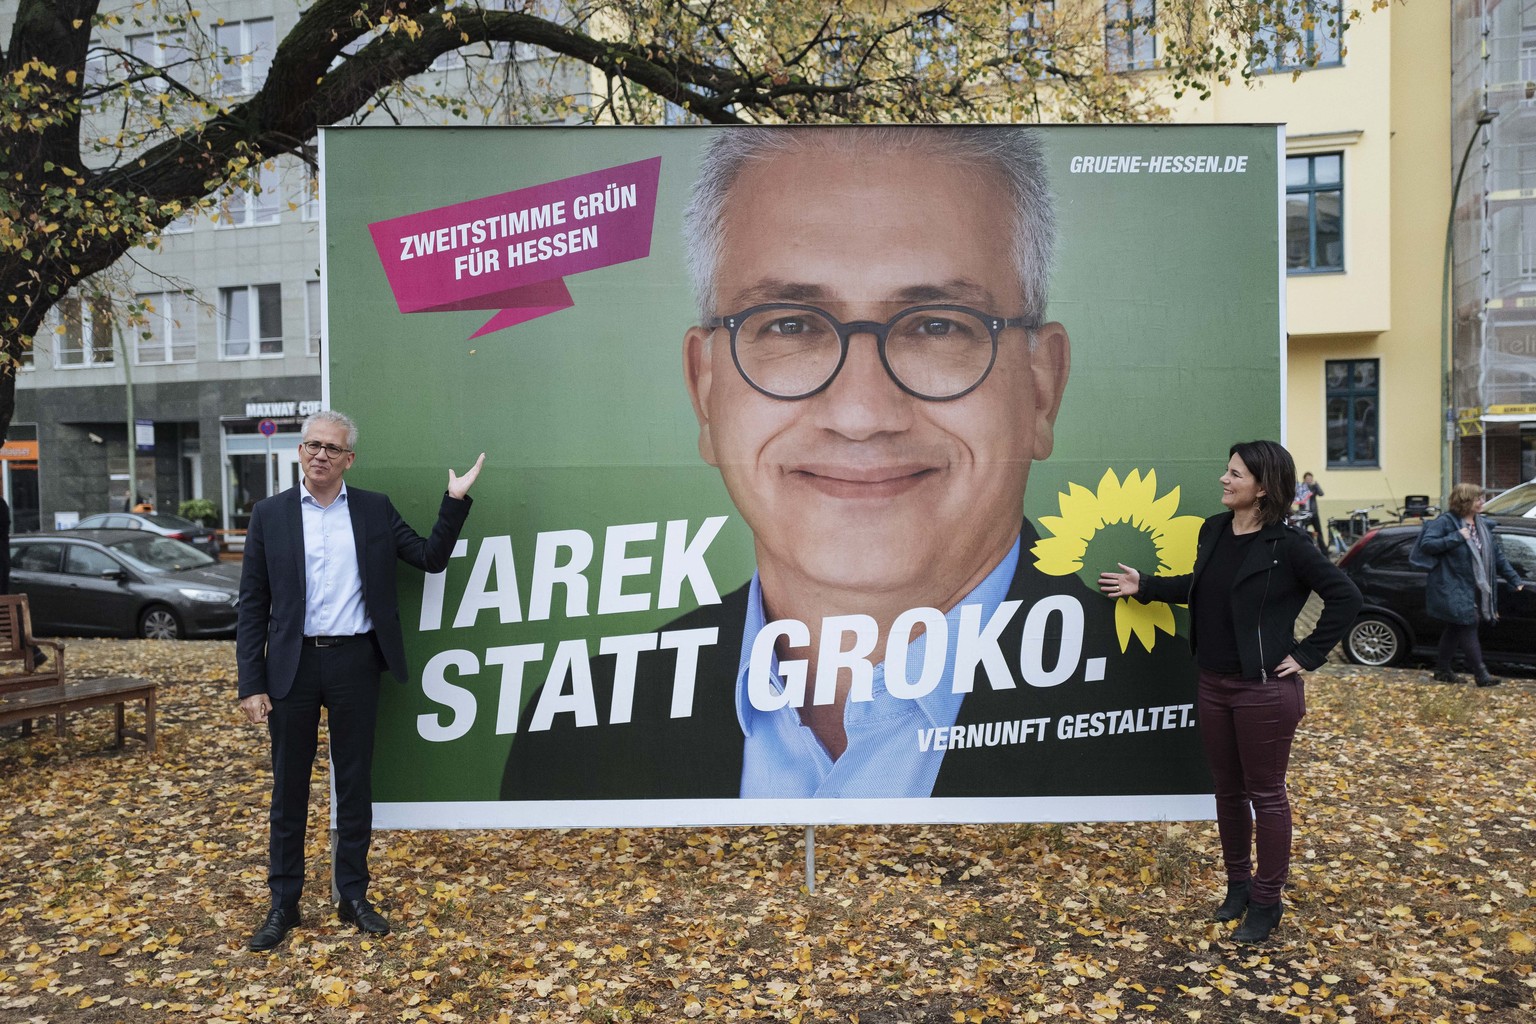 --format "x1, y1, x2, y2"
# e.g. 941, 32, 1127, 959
706, 303, 1036, 401
301, 440, 353, 457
